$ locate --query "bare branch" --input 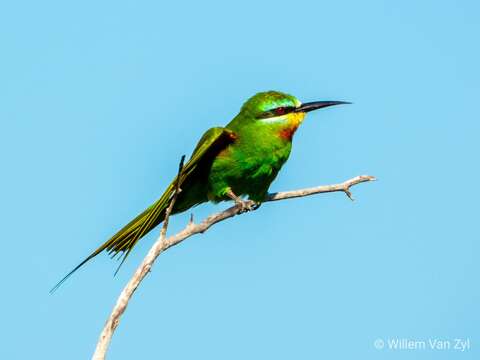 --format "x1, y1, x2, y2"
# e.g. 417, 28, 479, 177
92, 155, 186, 360
92, 174, 376, 360
266, 175, 376, 202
